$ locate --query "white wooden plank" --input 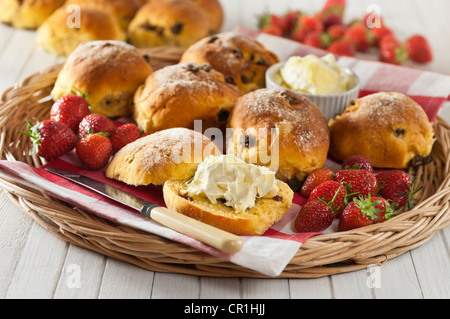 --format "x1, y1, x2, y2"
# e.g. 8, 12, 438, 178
331, 268, 374, 299
4, 222, 68, 298
0, 191, 34, 298
0, 29, 36, 92
98, 258, 154, 299
151, 273, 200, 299
410, 232, 450, 299
242, 278, 290, 299
289, 277, 333, 299
373, 253, 423, 299
53, 245, 106, 299
200, 277, 241, 299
